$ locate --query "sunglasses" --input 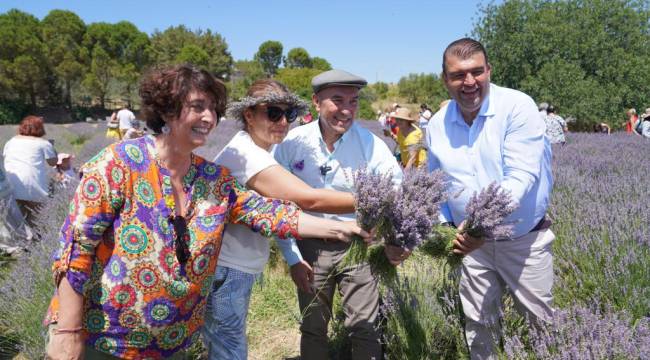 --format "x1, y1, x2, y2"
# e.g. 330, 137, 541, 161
262, 105, 298, 123
171, 215, 190, 265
